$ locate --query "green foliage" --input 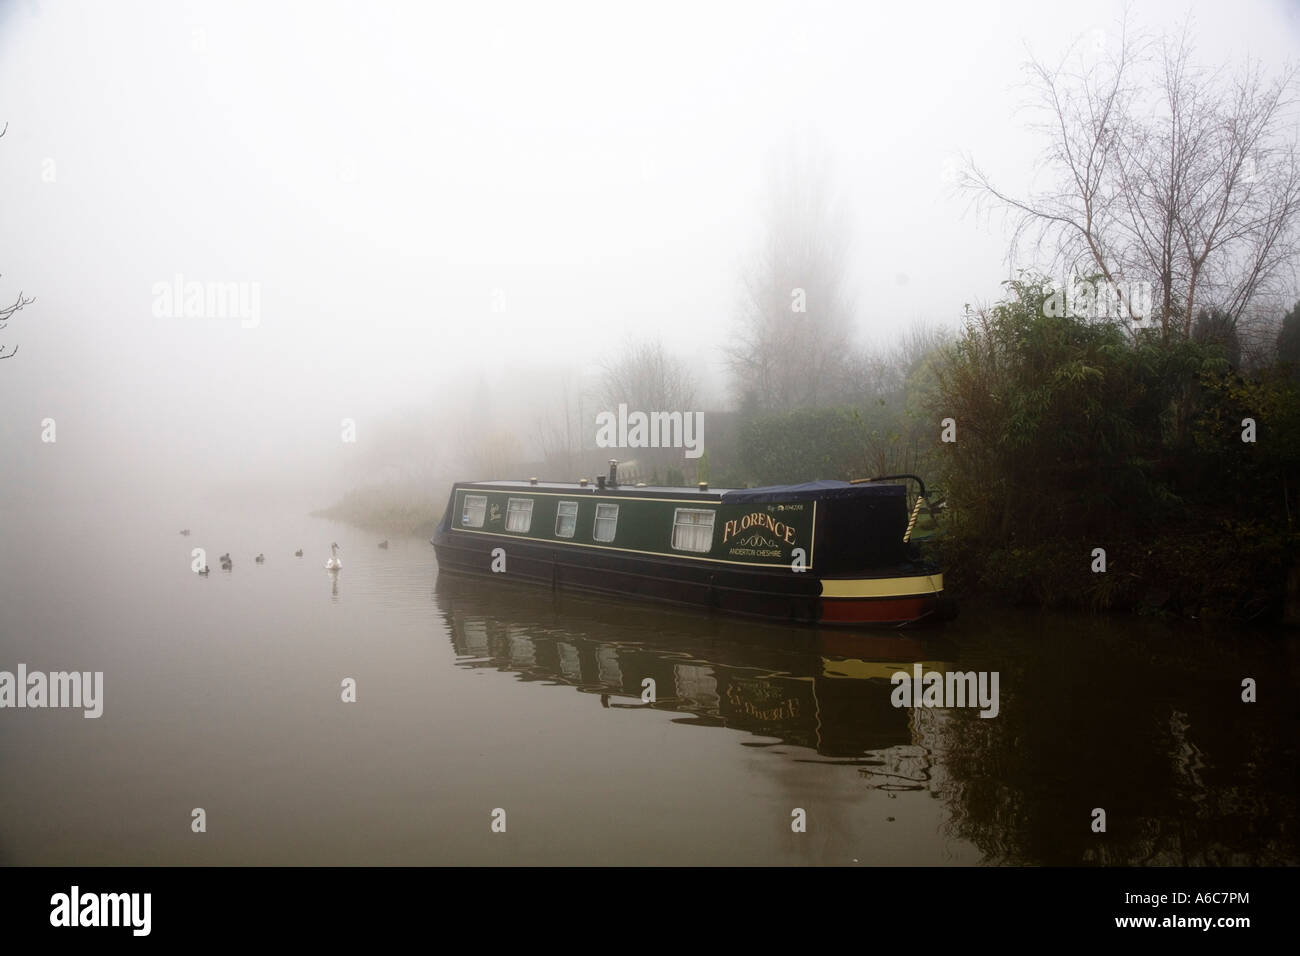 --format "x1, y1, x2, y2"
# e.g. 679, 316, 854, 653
929, 274, 1300, 619
933, 274, 1212, 544
739, 406, 871, 485
1278, 300, 1300, 372
1193, 308, 1241, 369
1191, 365, 1300, 515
